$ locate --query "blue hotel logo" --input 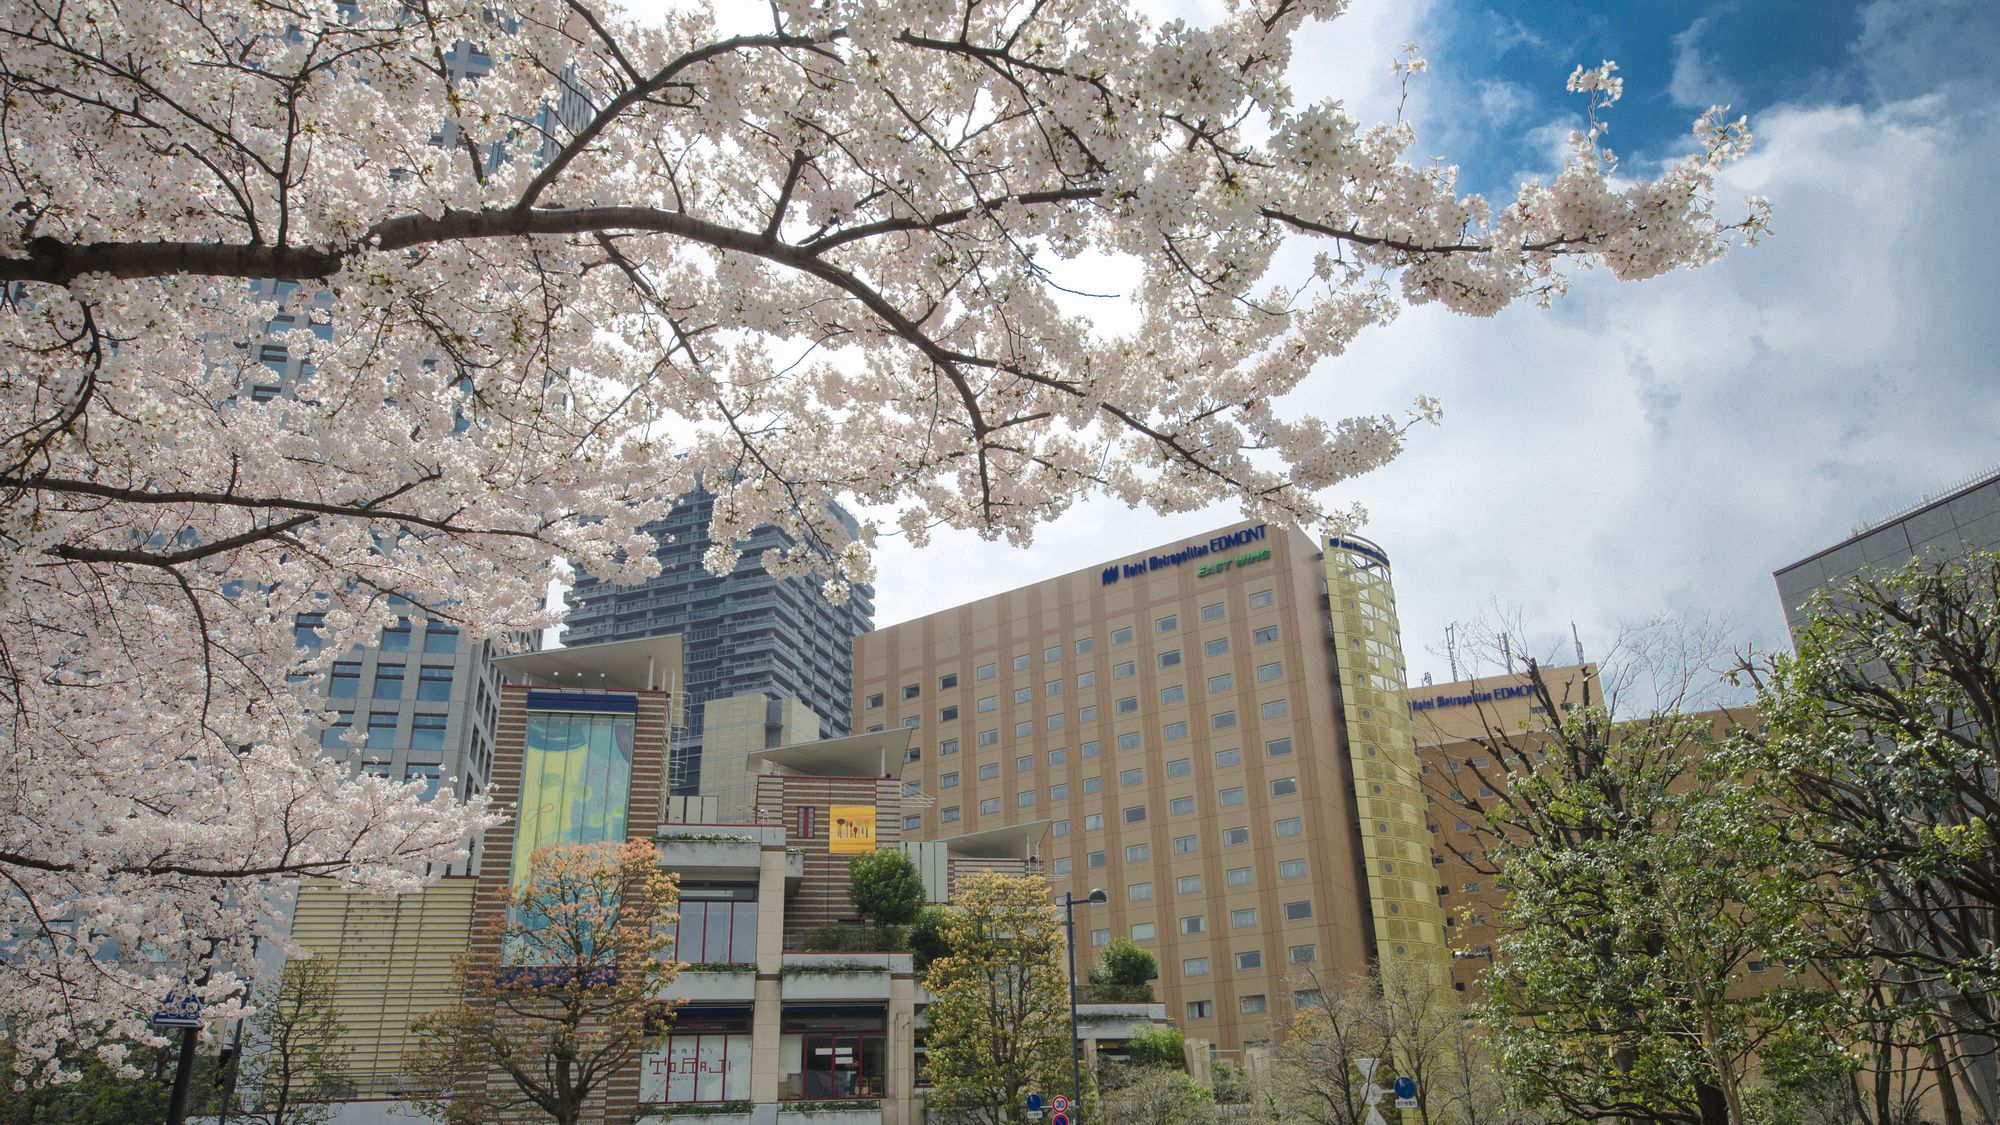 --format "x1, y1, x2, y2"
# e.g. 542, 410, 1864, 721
1101, 525, 1268, 586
